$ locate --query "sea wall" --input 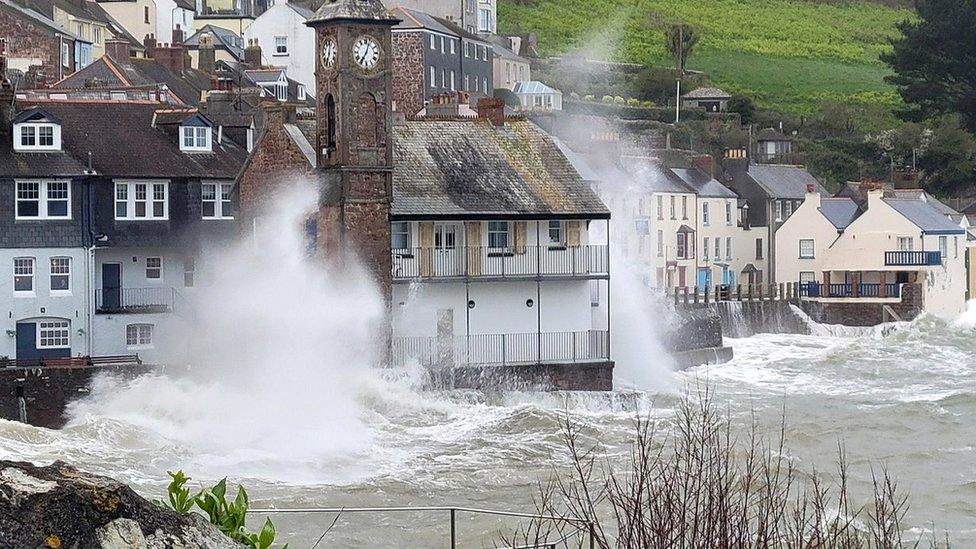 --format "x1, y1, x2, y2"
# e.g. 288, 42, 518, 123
662, 308, 735, 369
432, 361, 614, 391
0, 364, 154, 428
797, 284, 924, 327
679, 300, 810, 338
